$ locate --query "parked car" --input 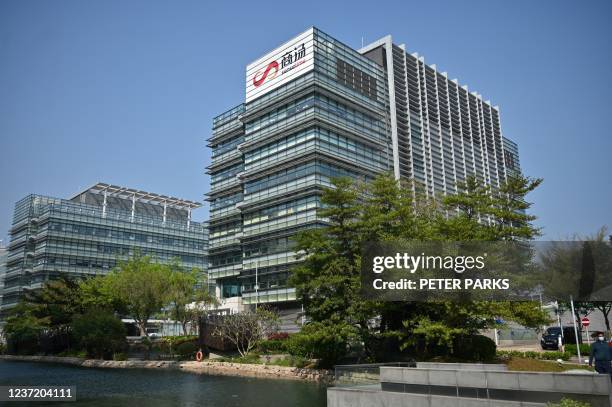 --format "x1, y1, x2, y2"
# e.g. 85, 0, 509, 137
540, 326, 582, 350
